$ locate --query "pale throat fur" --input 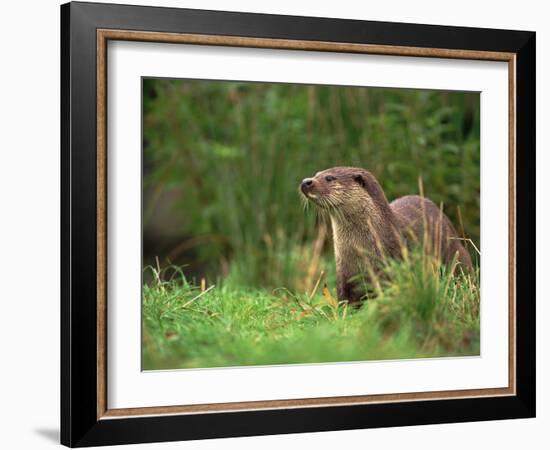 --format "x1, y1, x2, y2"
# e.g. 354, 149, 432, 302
329, 187, 401, 292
